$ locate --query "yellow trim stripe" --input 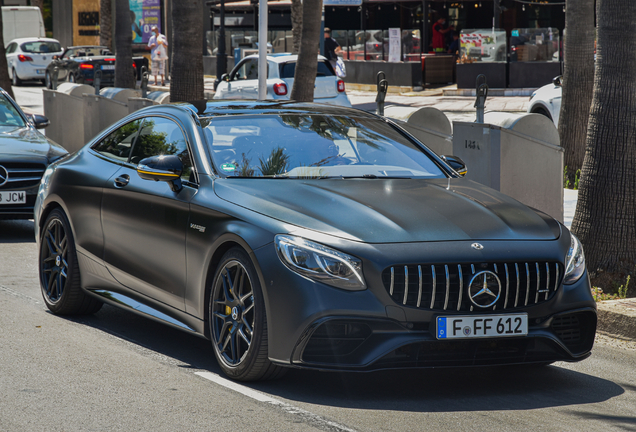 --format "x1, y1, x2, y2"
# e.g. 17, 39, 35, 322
138, 169, 179, 178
